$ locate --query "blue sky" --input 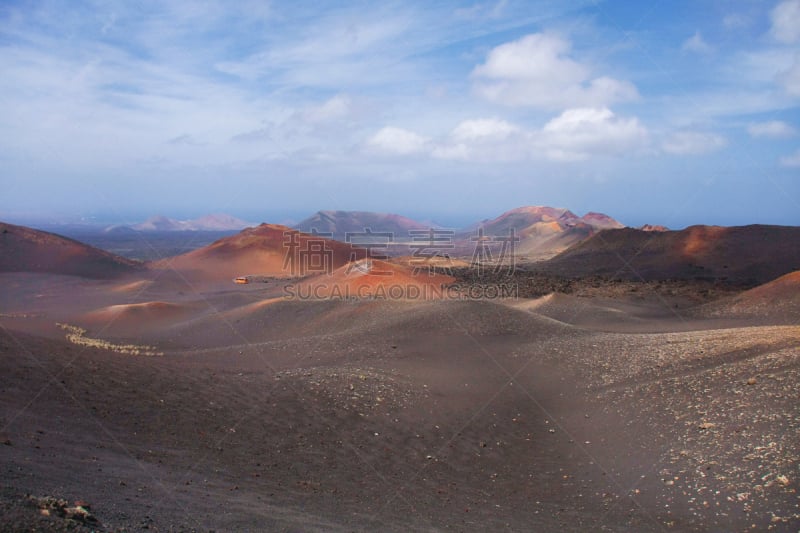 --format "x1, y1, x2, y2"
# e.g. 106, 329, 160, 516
1, 0, 799, 228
